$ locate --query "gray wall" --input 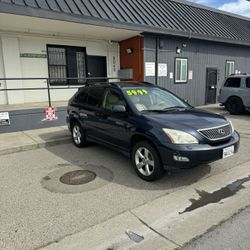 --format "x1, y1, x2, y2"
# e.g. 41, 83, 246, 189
144, 35, 250, 106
